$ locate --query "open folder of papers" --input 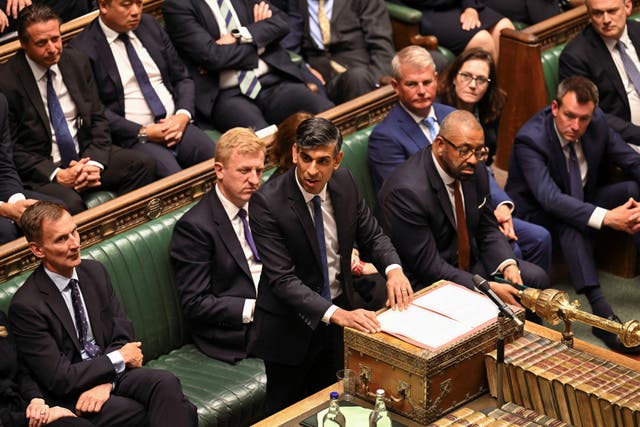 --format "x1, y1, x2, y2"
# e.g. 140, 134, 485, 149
377, 282, 502, 351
